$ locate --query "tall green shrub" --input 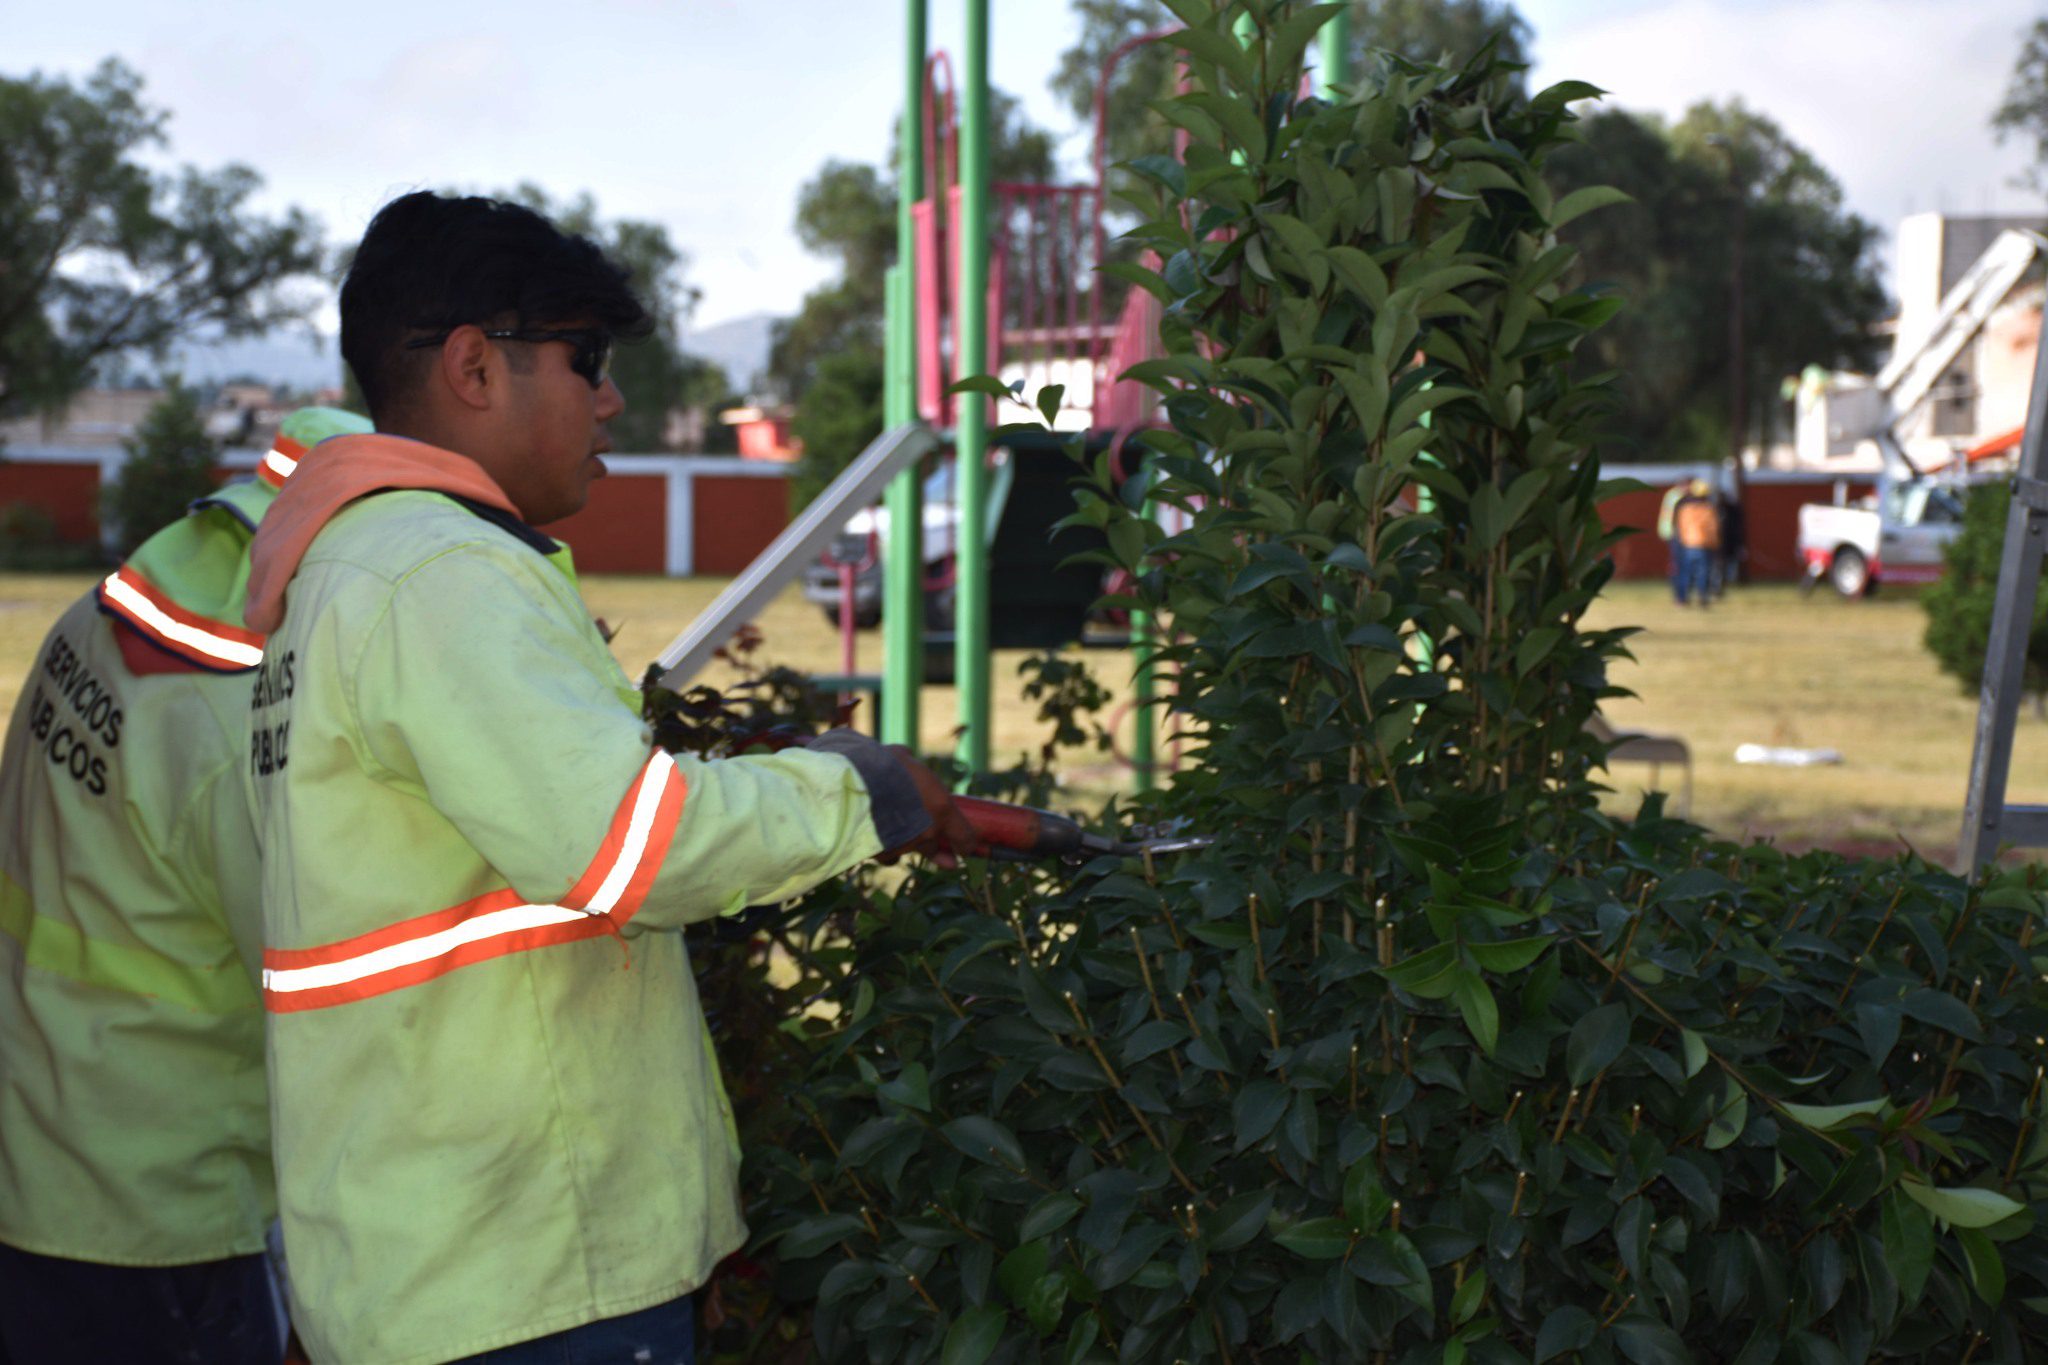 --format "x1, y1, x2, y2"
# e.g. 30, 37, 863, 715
697, 5, 2048, 1361
105, 379, 217, 556
1924, 481, 2048, 714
